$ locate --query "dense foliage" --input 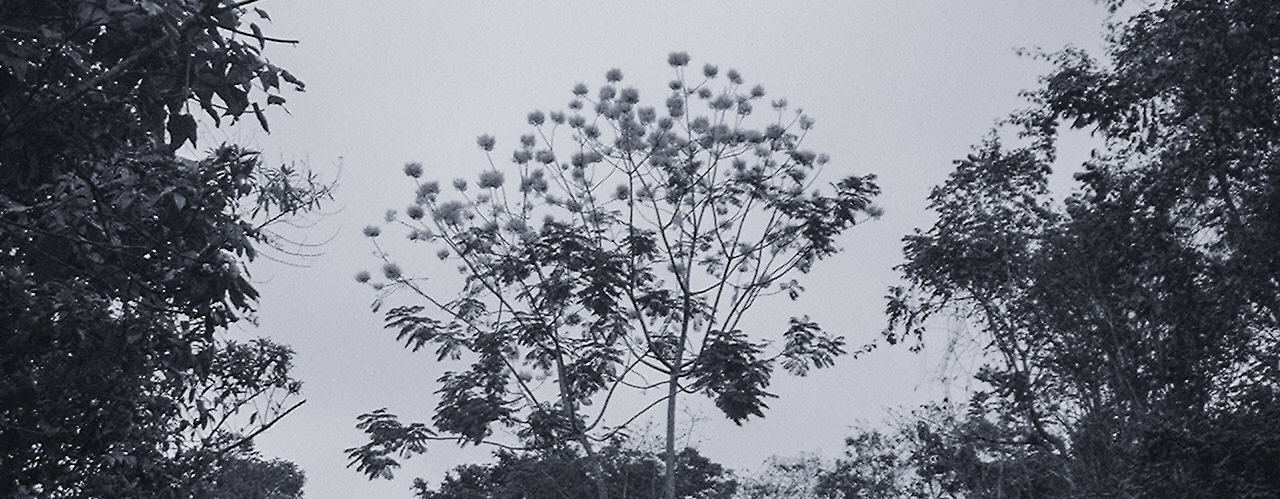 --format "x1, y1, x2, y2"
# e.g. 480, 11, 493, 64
0, 0, 323, 496
413, 444, 735, 499
349, 54, 880, 499
886, 0, 1280, 496
206, 451, 305, 499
